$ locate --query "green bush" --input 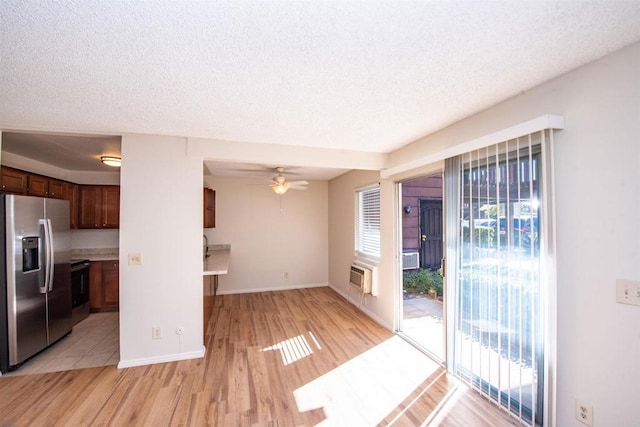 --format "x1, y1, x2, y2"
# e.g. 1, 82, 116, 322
462, 225, 495, 247
403, 269, 443, 296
